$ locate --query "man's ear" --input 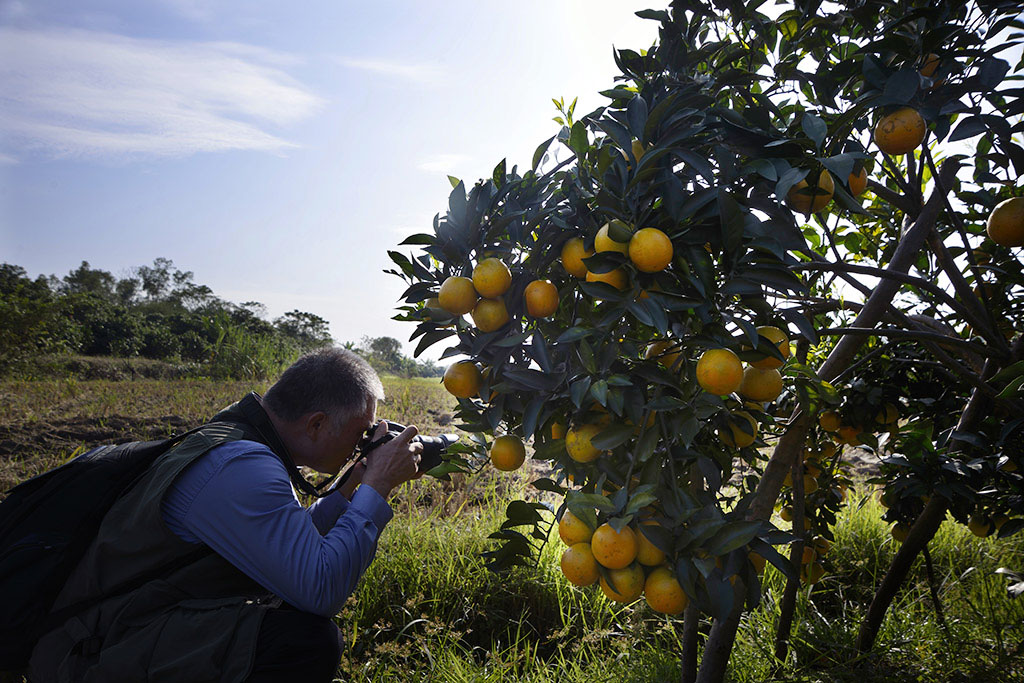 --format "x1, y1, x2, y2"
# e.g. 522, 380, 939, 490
304, 411, 329, 441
